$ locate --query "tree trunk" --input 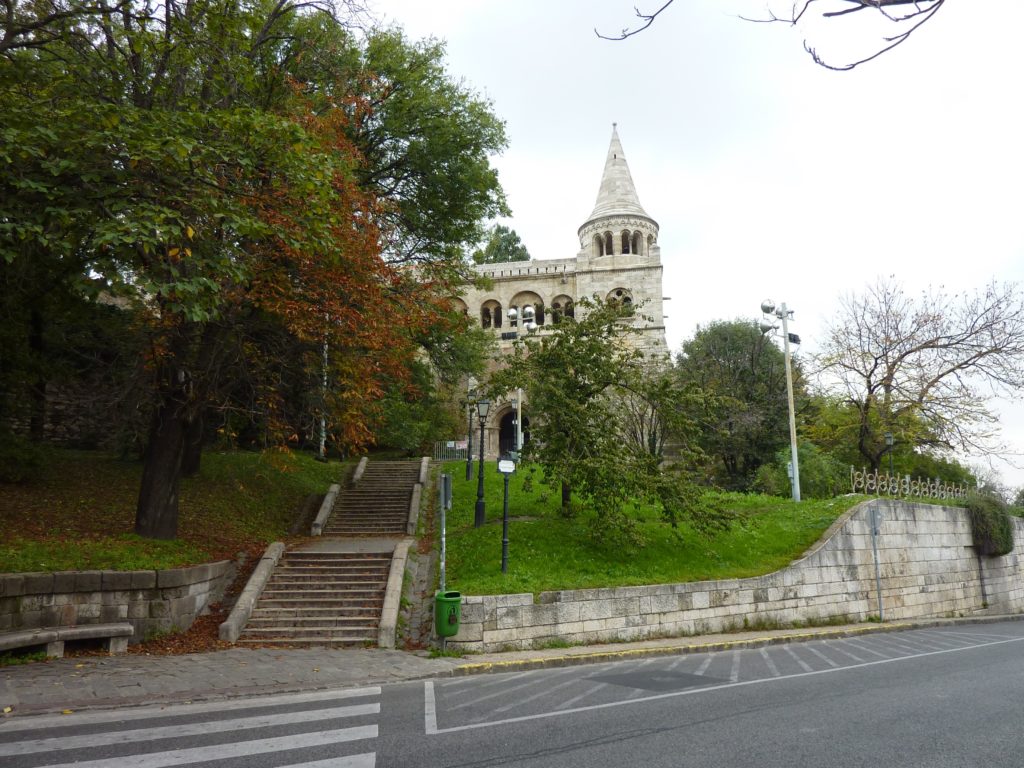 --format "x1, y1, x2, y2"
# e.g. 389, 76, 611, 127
181, 411, 204, 478
135, 392, 187, 540
561, 480, 572, 515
